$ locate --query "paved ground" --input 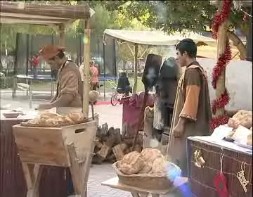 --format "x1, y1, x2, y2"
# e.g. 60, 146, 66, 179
88, 164, 131, 197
